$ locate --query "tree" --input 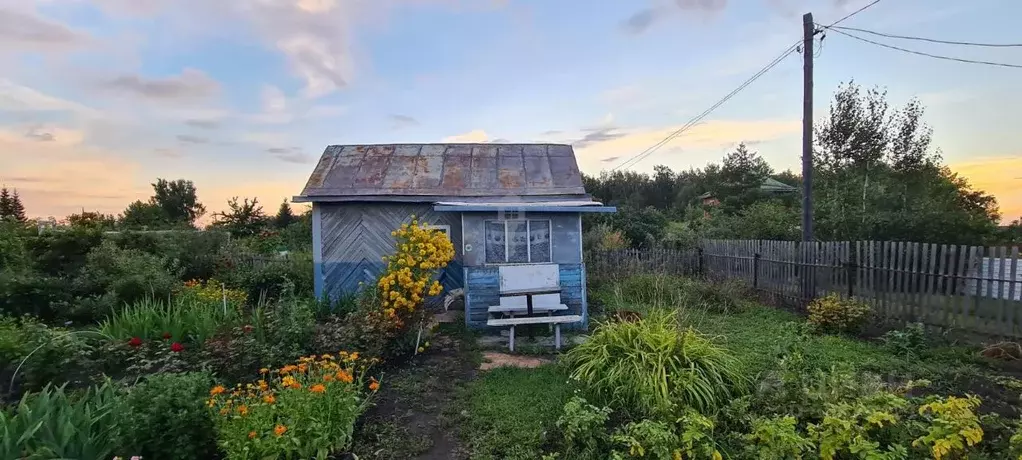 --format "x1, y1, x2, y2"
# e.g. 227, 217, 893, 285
813, 82, 998, 244
67, 211, 117, 230
119, 200, 168, 230
9, 190, 26, 222
0, 187, 12, 218
273, 199, 296, 229
210, 197, 267, 237
151, 179, 206, 226
713, 143, 773, 211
